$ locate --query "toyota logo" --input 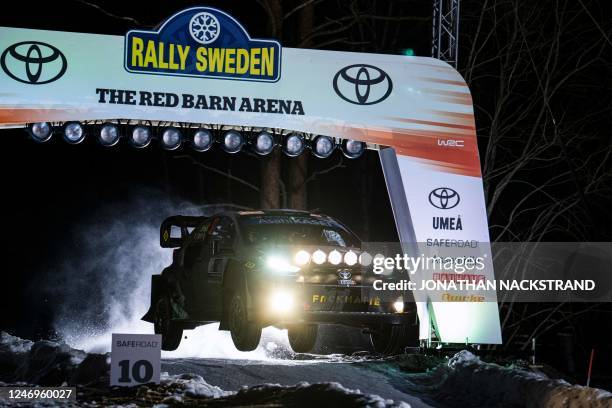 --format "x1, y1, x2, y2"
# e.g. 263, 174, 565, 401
1, 41, 67, 85
428, 187, 460, 209
338, 270, 352, 280
333, 64, 393, 105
